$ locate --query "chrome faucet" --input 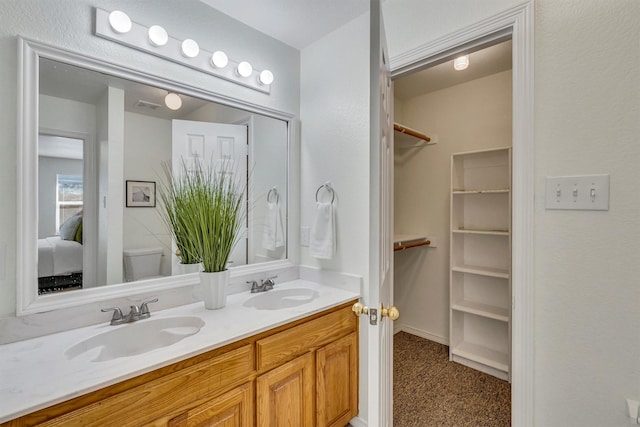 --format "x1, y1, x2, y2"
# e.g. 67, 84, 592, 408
101, 298, 158, 325
248, 276, 277, 293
